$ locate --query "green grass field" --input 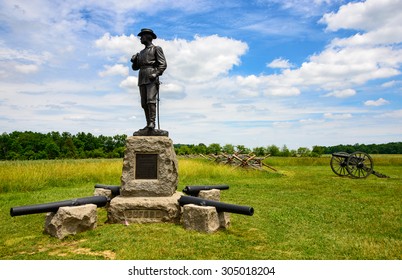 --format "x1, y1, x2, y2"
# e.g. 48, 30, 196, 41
0, 156, 401, 260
